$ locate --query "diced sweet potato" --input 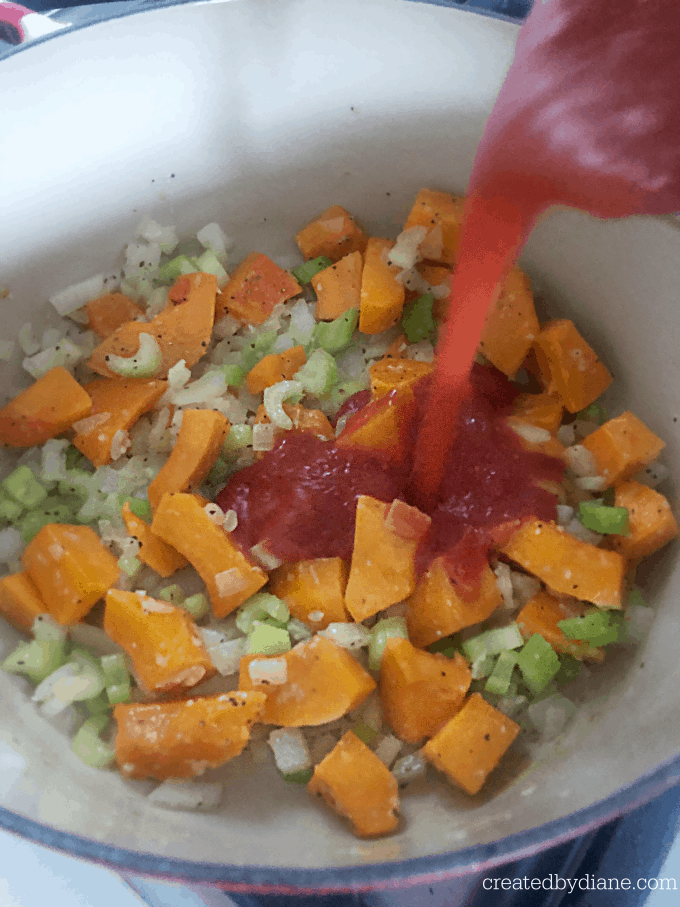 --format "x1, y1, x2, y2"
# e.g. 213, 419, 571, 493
344, 495, 422, 622
73, 377, 166, 467
479, 269, 540, 377
113, 692, 266, 780
0, 367, 92, 448
423, 692, 520, 795
512, 393, 564, 434
369, 358, 433, 400
0, 572, 47, 633
104, 589, 215, 693
403, 188, 465, 266
607, 480, 679, 562
216, 253, 301, 324
359, 238, 406, 335
336, 388, 416, 466
501, 518, 625, 609
22, 524, 120, 624
151, 493, 266, 617
121, 502, 188, 577
268, 557, 350, 629
246, 345, 306, 395
384, 334, 410, 359
85, 293, 144, 339
380, 638, 471, 744
239, 635, 375, 726
308, 731, 400, 838
532, 319, 612, 413
581, 412, 665, 488
295, 205, 369, 263
147, 409, 230, 511
88, 273, 217, 378
405, 558, 503, 648
516, 590, 604, 662
312, 252, 363, 320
